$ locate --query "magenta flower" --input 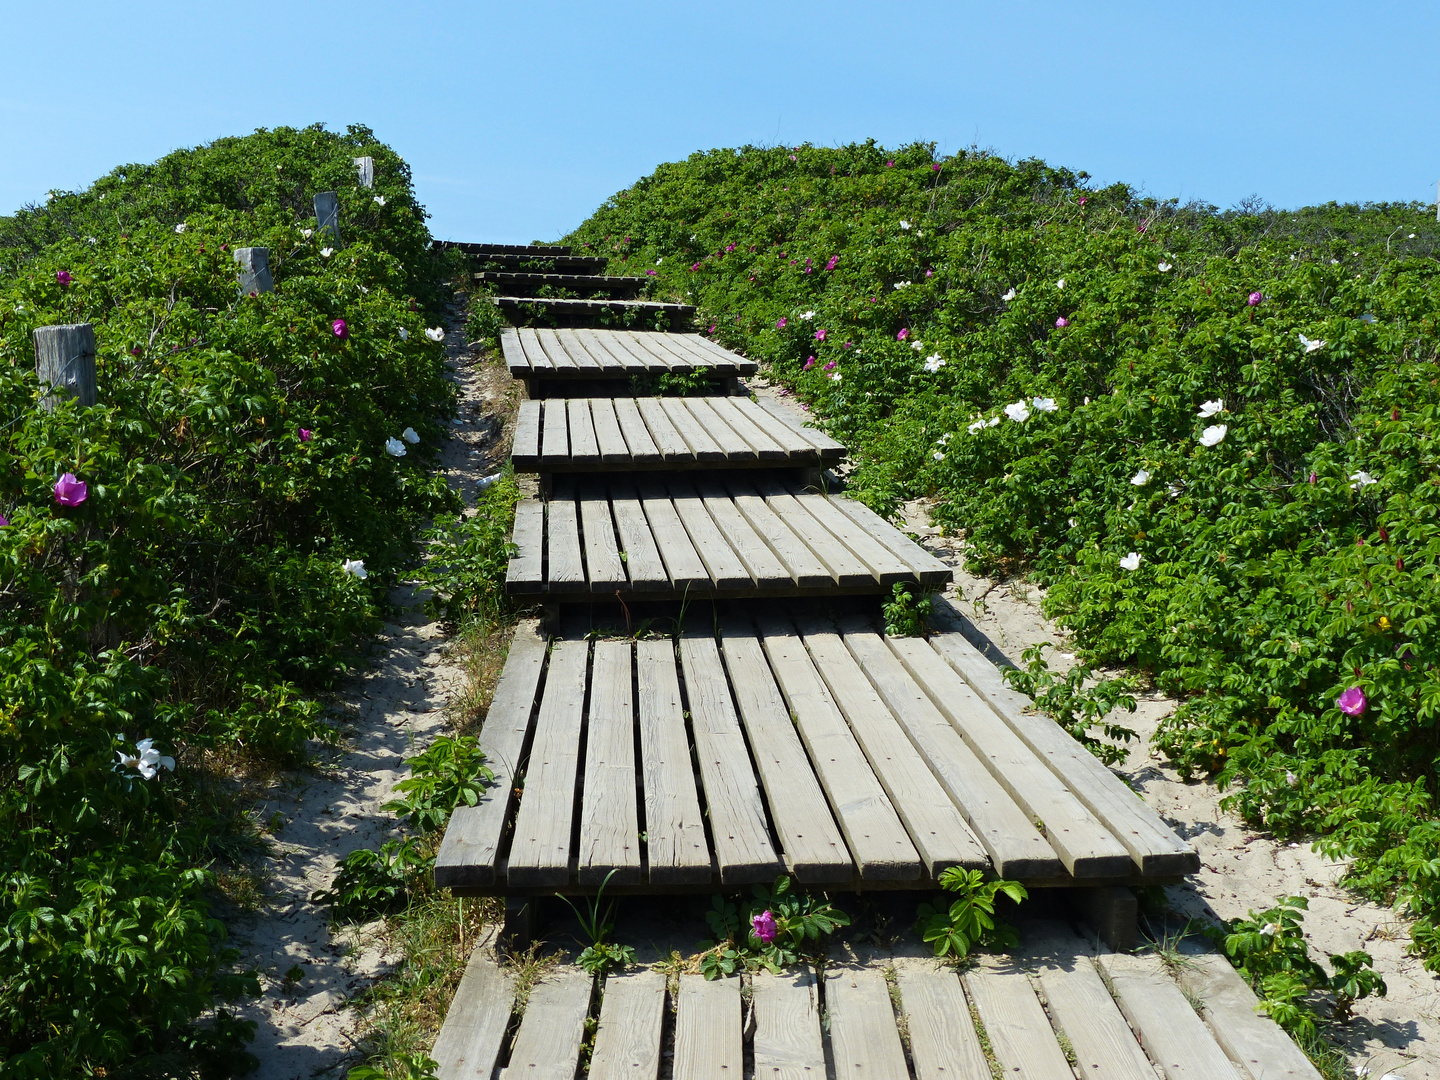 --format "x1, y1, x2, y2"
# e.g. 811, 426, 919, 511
1308, 472, 1318, 484
886, 160, 895, 168
925, 268, 933, 278
815, 329, 827, 342
299, 428, 314, 442
825, 255, 838, 271
0, 512, 8, 527
752, 910, 778, 943
842, 341, 853, 349
725, 244, 736, 252
823, 359, 837, 371
1337, 686, 1367, 716
56, 270, 73, 287
776, 318, 788, 330
1078, 196, 1088, 207
931, 163, 941, 172
897, 328, 909, 341
645, 269, 657, 276
54, 473, 88, 507
1055, 317, 1070, 328
803, 356, 816, 370
332, 319, 349, 339
707, 323, 717, 334
690, 262, 700, 271
1247, 292, 1263, 306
